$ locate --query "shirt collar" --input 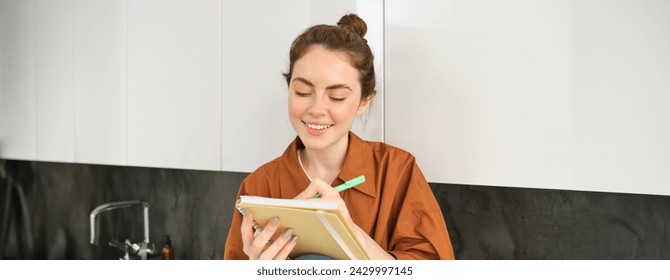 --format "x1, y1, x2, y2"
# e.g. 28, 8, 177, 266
337, 132, 377, 198
283, 131, 377, 198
